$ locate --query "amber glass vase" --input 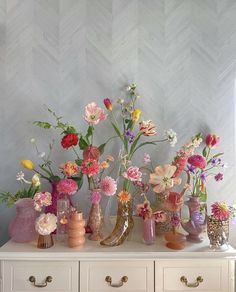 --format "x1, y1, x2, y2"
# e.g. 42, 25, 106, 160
37, 234, 54, 249
100, 199, 134, 246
